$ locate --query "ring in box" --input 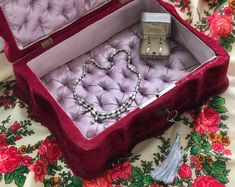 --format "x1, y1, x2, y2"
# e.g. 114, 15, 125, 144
0, 0, 229, 178
140, 12, 171, 59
